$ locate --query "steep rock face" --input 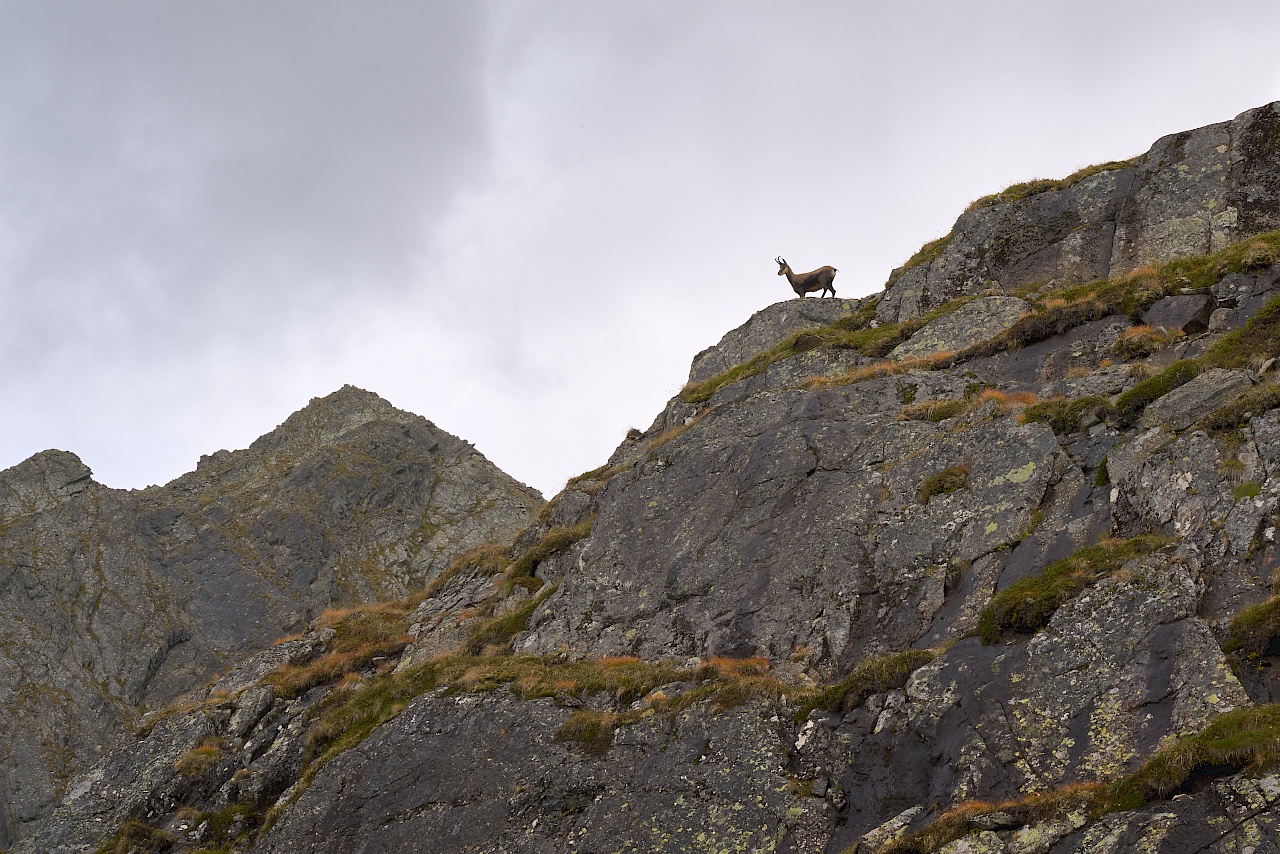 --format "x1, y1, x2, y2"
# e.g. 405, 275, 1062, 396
879, 101, 1280, 323
521, 388, 1067, 671
251, 693, 795, 854
20, 102, 1280, 854
0, 386, 541, 846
